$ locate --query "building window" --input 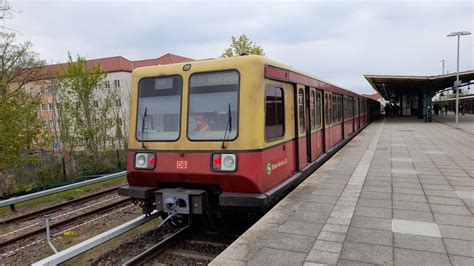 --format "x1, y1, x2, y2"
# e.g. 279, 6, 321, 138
40, 87, 45, 94
41, 104, 47, 111
49, 120, 54, 128
93, 100, 99, 108
265, 86, 285, 140
104, 81, 110, 88
115, 99, 121, 107
114, 80, 121, 88
48, 103, 54, 111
